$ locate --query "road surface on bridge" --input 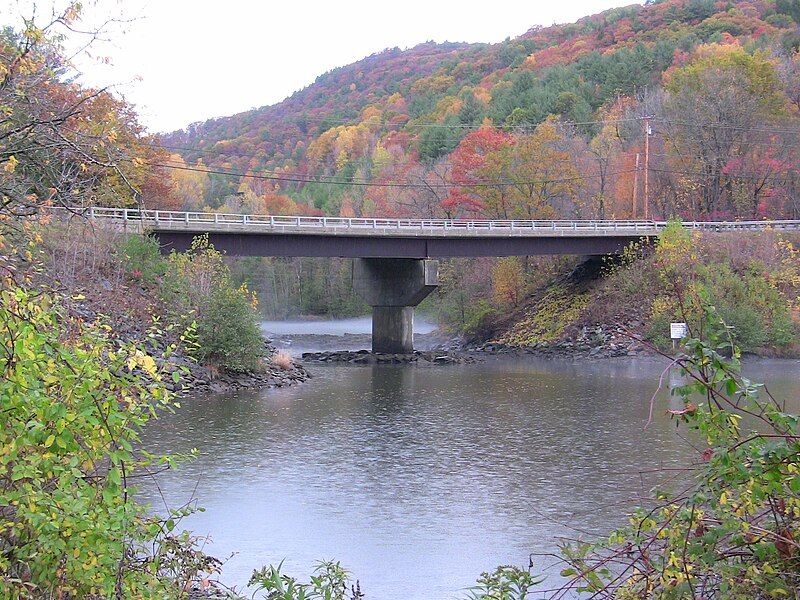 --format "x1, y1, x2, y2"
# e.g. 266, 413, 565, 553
62, 207, 800, 258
